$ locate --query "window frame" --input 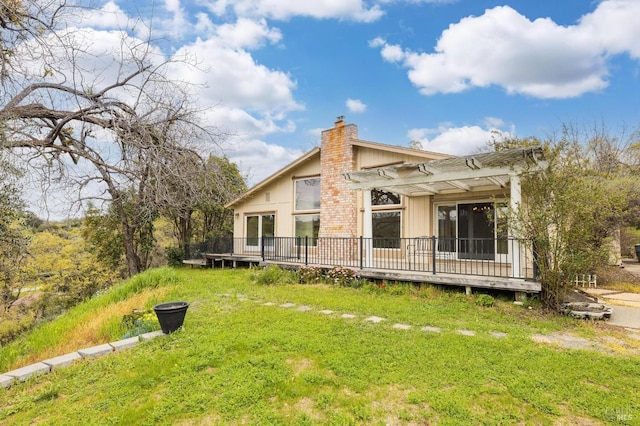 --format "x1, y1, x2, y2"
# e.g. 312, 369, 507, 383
294, 176, 321, 212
